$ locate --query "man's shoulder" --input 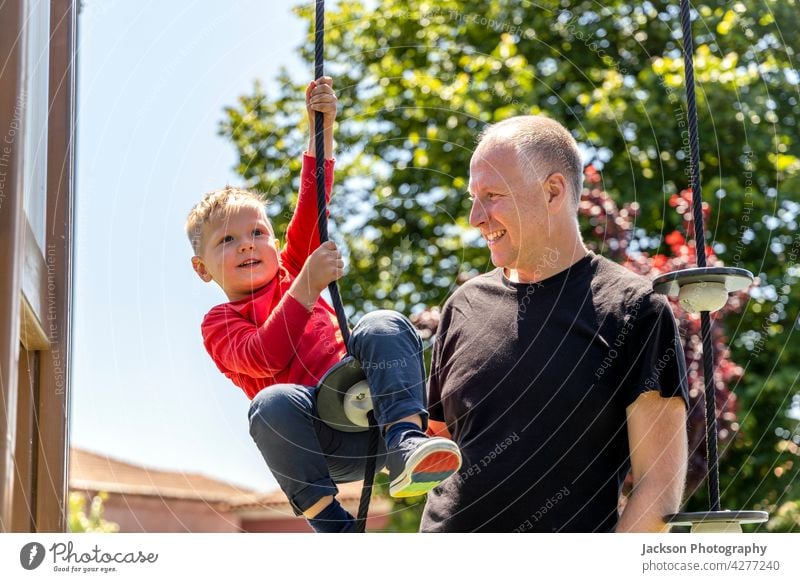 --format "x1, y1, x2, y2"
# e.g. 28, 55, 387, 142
591, 253, 649, 287
444, 269, 504, 303
590, 254, 668, 313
